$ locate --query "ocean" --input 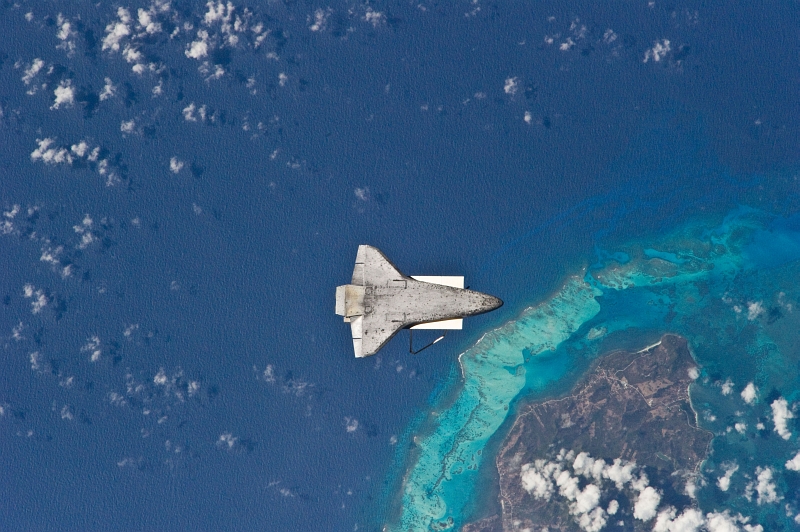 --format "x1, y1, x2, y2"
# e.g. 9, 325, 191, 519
0, 1, 798, 531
